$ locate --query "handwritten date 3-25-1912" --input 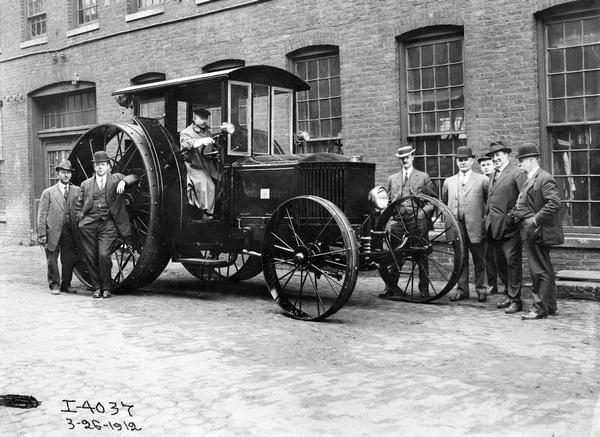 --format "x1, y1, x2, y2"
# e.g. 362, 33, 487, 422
61, 400, 142, 432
